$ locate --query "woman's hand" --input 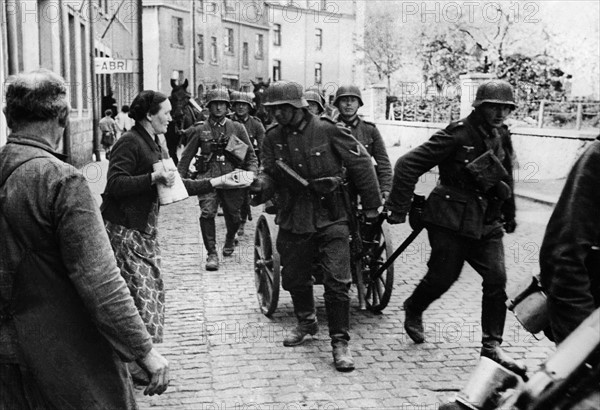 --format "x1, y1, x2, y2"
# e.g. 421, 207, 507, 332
137, 347, 169, 396
151, 169, 176, 187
